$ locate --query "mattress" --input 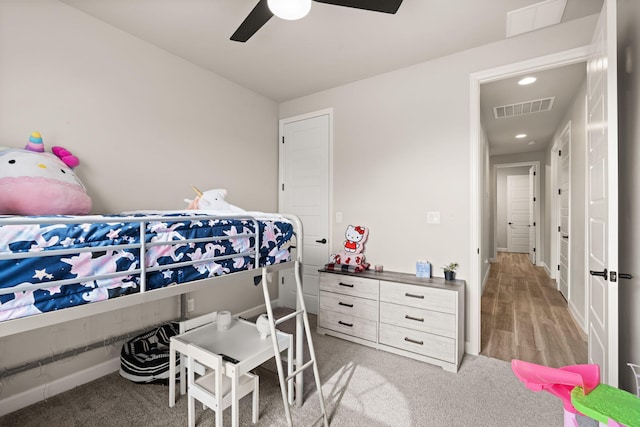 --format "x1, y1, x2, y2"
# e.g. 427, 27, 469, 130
0, 213, 293, 321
